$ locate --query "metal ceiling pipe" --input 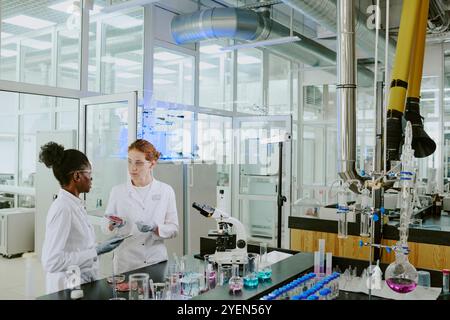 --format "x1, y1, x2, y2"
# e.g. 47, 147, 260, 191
171, 8, 272, 44
336, 0, 364, 187
280, 0, 396, 65
171, 7, 374, 85
428, 0, 450, 33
